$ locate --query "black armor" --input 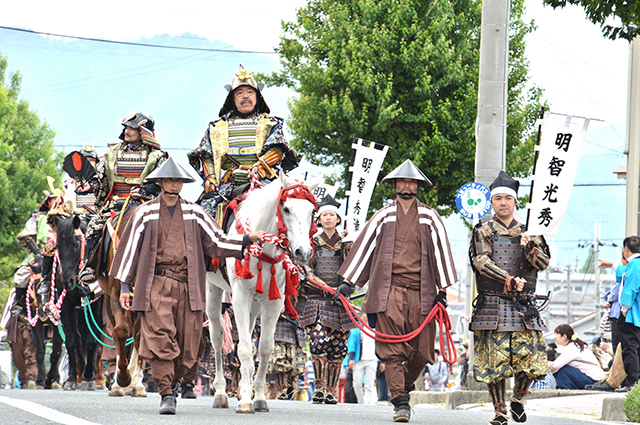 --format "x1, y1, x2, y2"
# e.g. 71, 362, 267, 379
471, 222, 546, 332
